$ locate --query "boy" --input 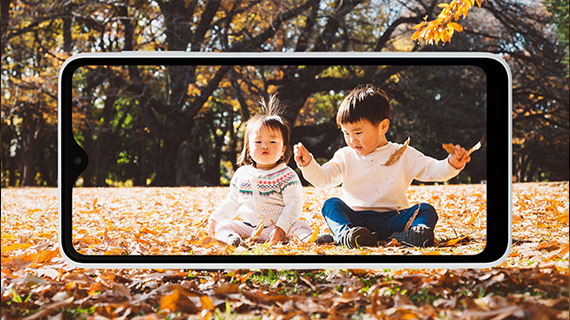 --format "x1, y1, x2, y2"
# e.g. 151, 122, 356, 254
294, 85, 471, 248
